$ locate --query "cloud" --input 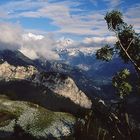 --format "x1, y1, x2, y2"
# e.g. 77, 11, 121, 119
83, 36, 117, 44
124, 4, 140, 33
21, 32, 60, 60
0, 0, 139, 60
0, 0, 110, 36
89, 0, 98, 6
0, 0, 139, 37
0, 22, 22, 50
104, 0, 122, 8
0, 22, 60, 60
0, 10, 9, 18
0, 22, 117, 60
22, 33, 44, 41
